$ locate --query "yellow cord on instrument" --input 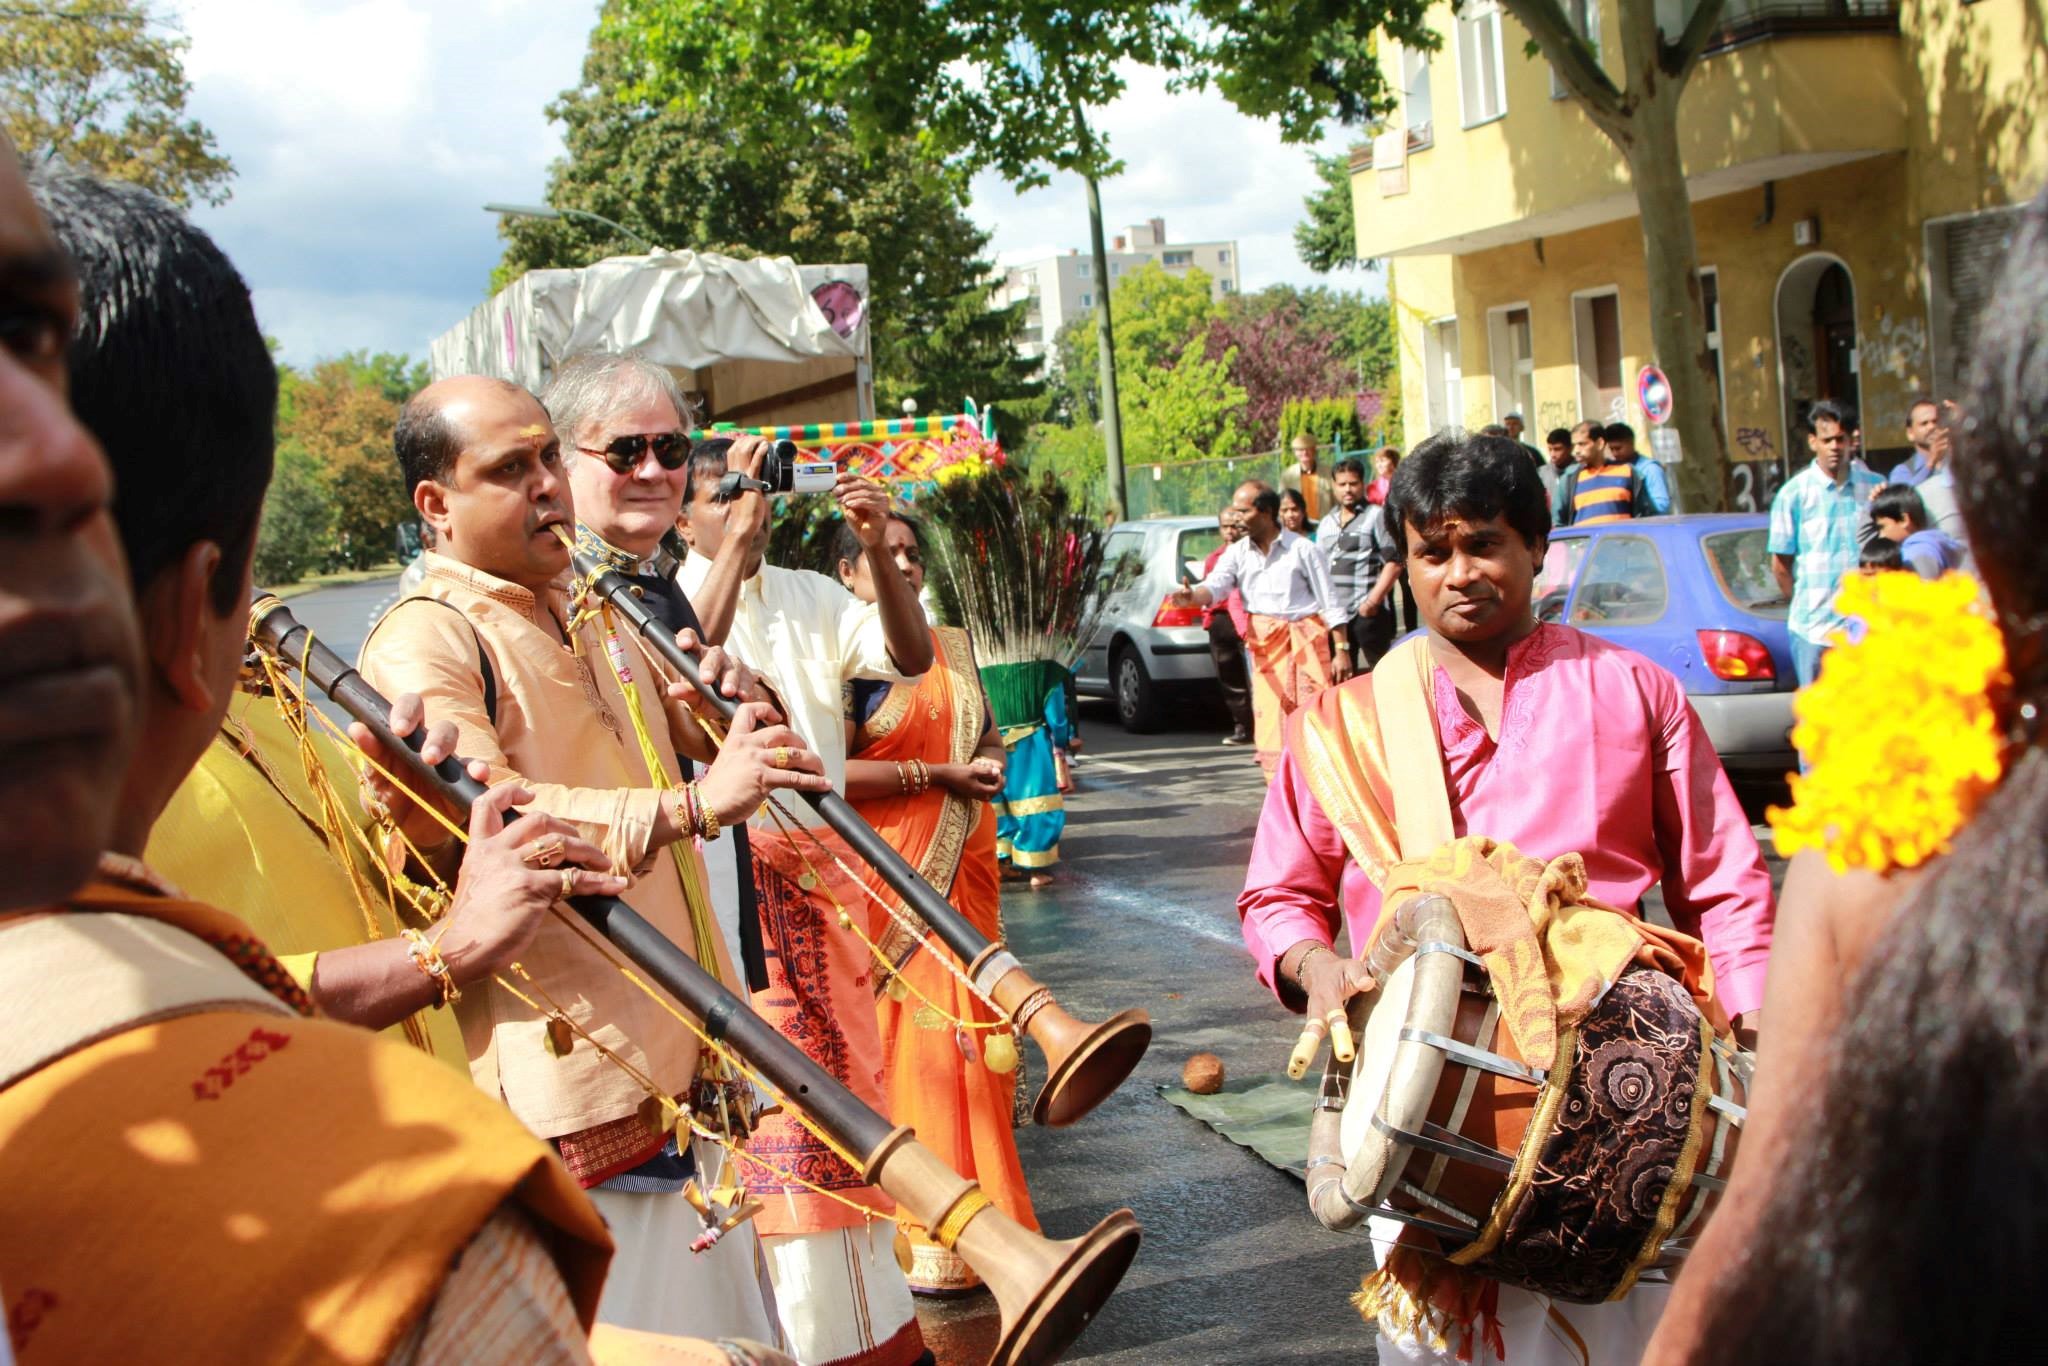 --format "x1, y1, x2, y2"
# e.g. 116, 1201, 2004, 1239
253, 650, 904, 1226
561, 561, 1015, 1042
